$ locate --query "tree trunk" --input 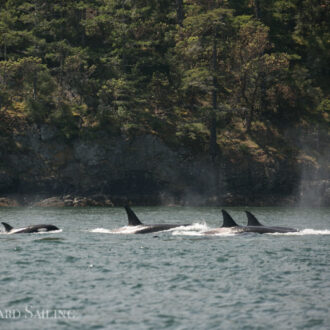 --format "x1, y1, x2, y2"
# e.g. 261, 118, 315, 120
33, 71, 37, 100
247, 107, 254, 132
4, 43, 7, 61
176, 0, 184, 26
210, 33, 218, 162
254, 0, 261, 19
3, 44, 7, 85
